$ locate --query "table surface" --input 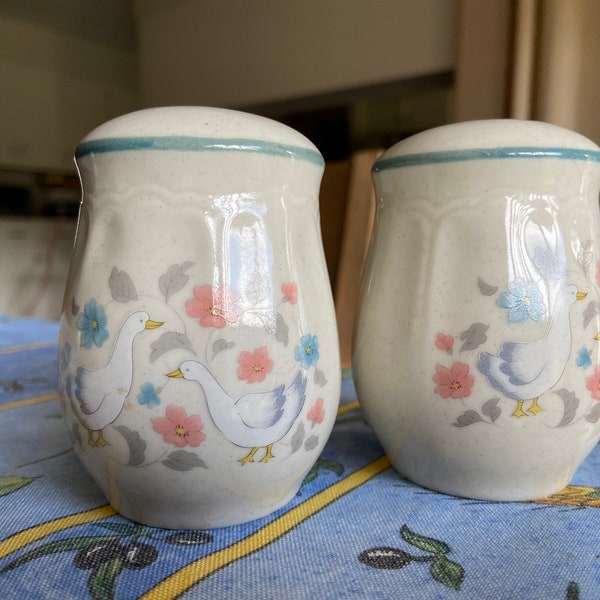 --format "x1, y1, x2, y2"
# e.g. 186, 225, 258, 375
1, 314, 600, 599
